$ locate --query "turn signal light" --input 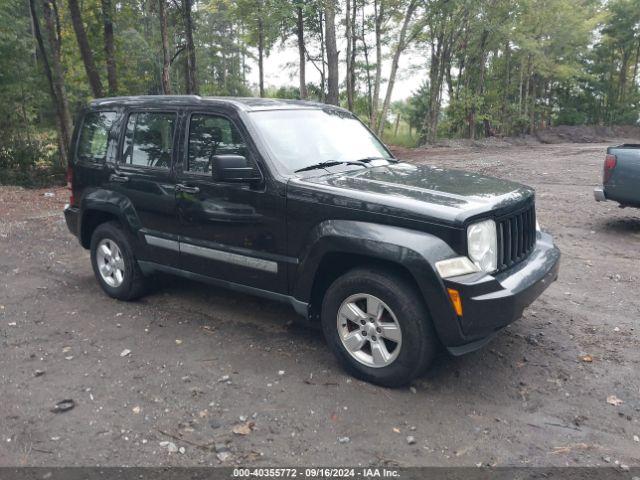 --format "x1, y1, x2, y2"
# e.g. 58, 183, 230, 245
447, 288, 463, 317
